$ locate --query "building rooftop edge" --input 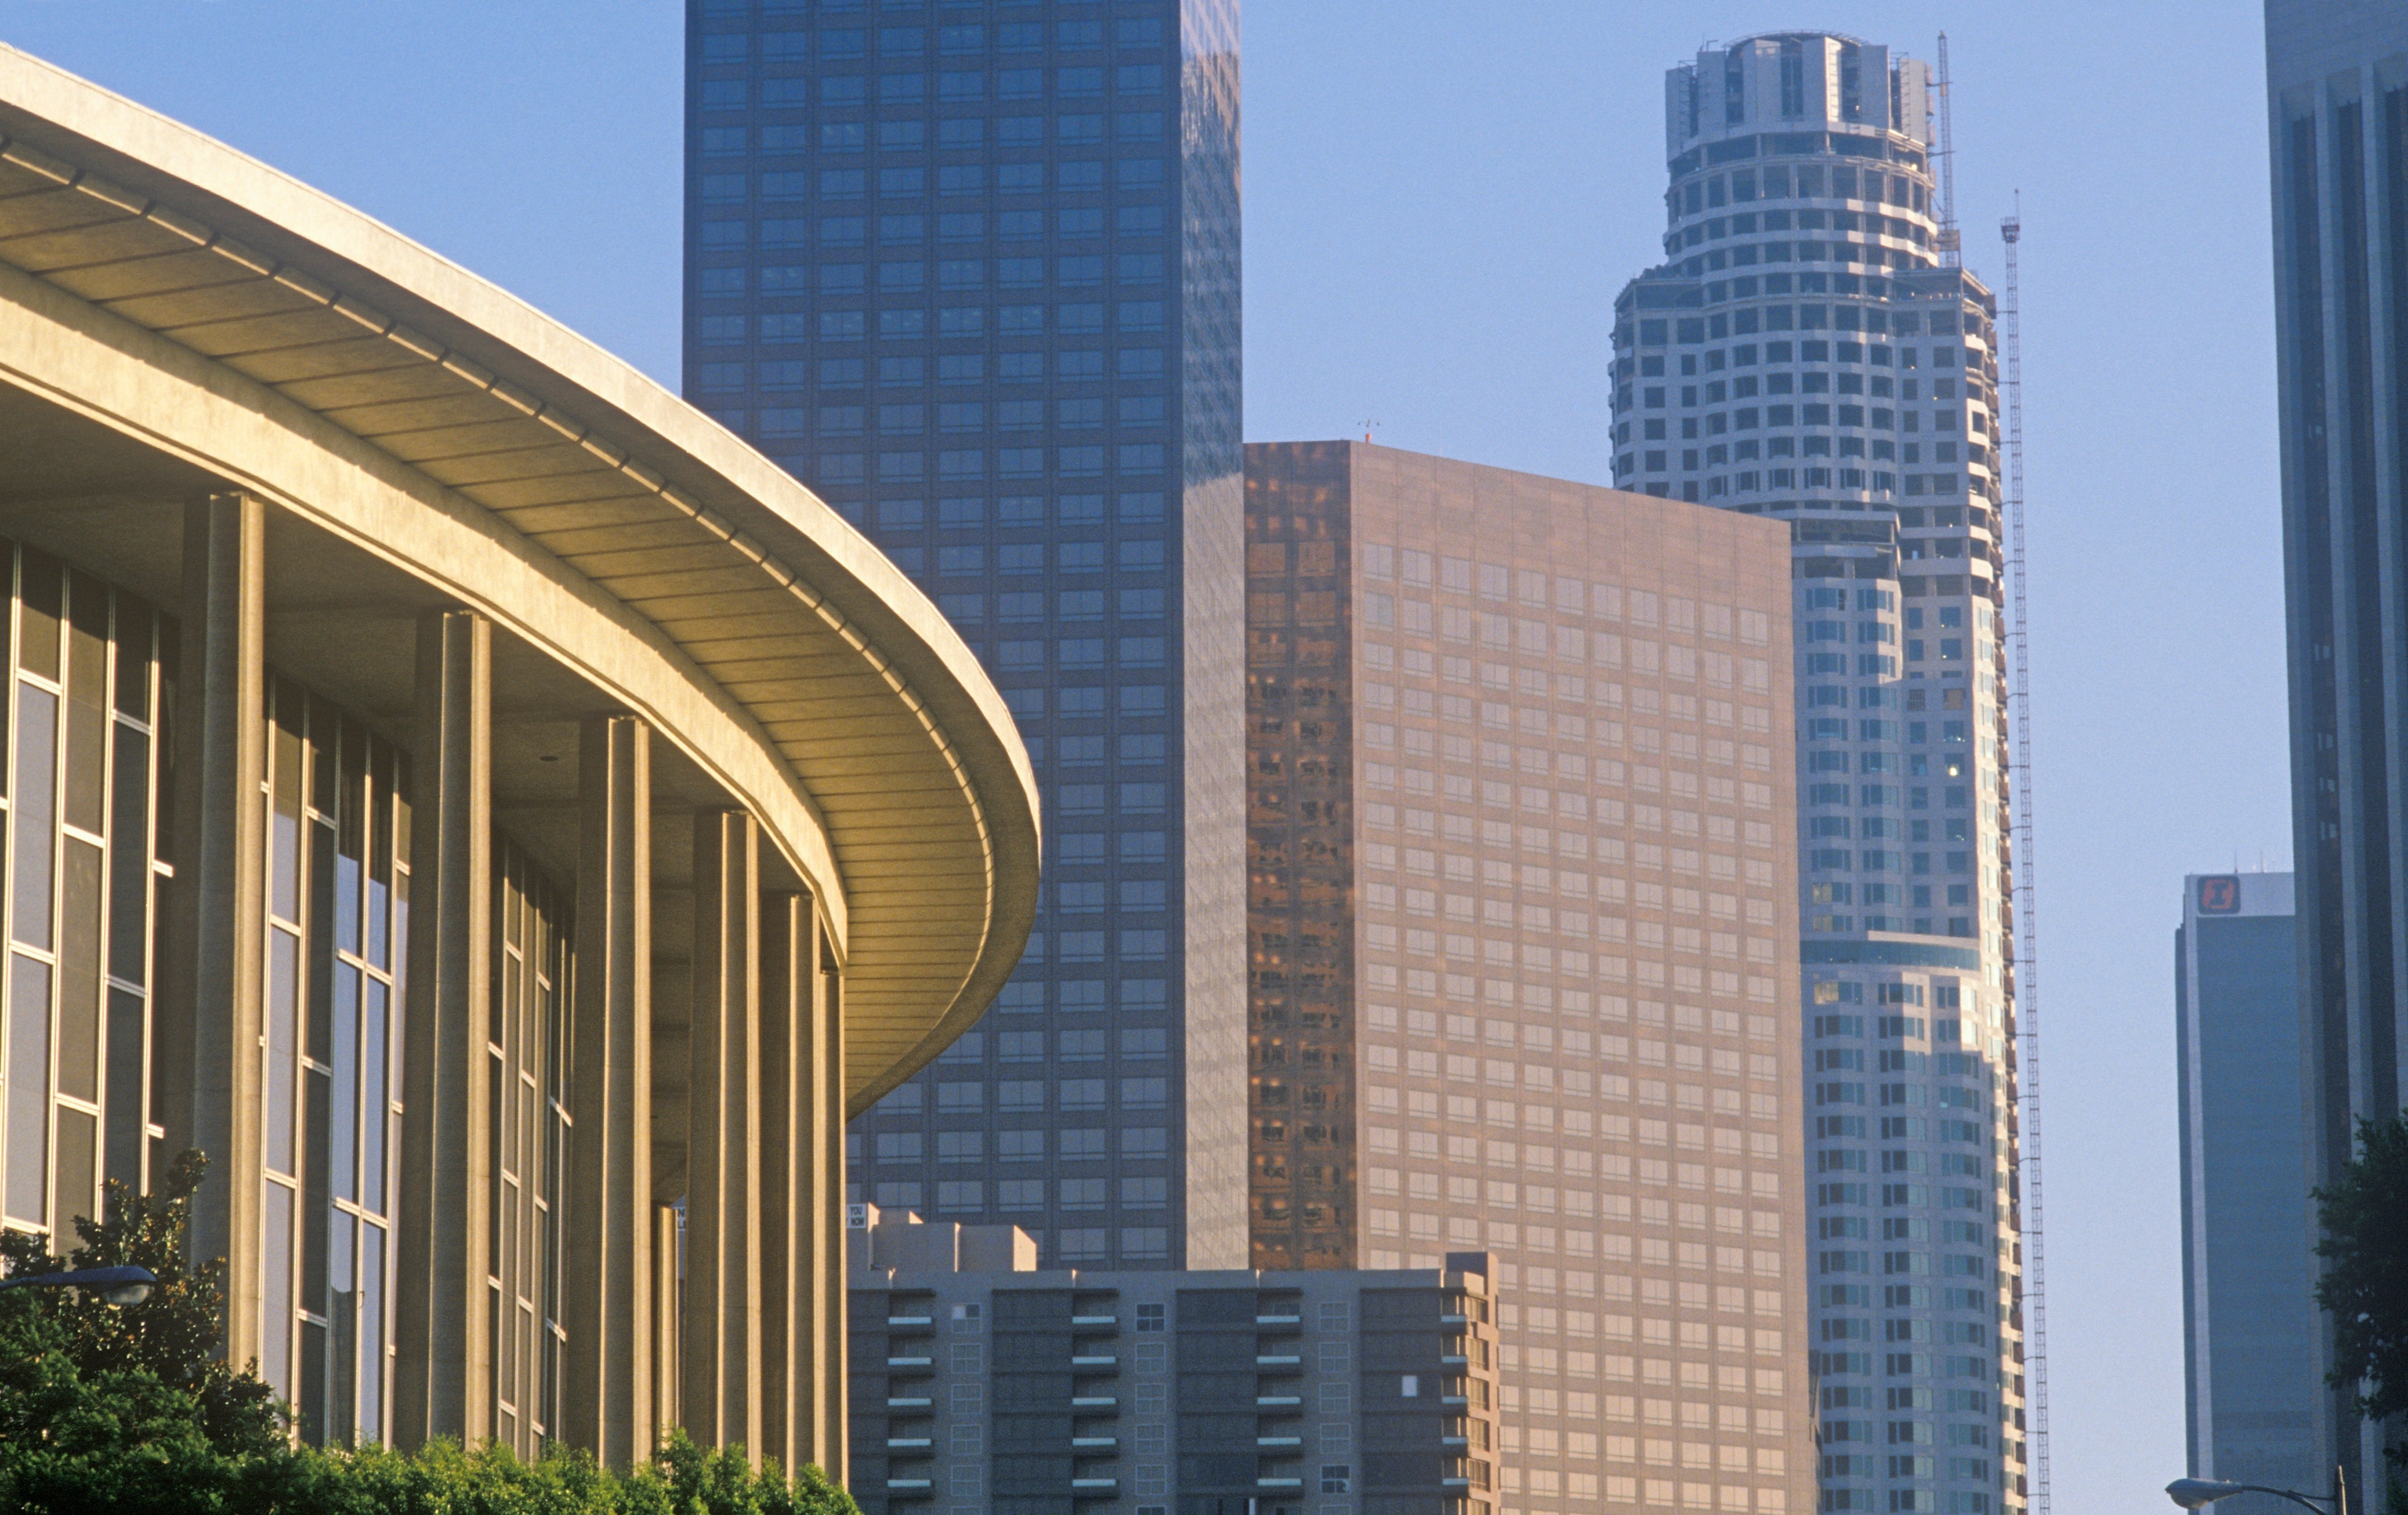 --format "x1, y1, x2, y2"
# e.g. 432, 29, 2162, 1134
0, 41, 1043, 1107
